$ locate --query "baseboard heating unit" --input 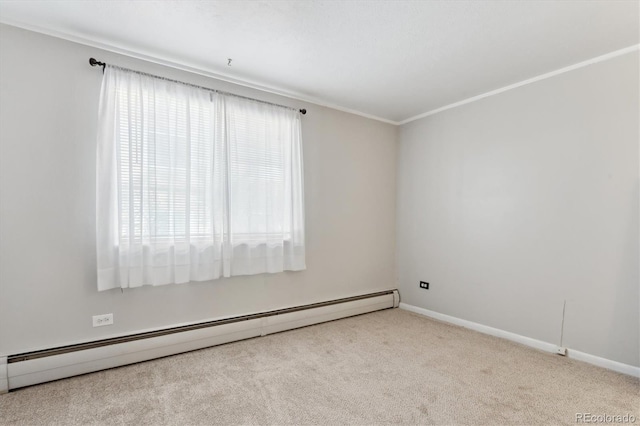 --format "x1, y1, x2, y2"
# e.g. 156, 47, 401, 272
1, 289, 399, 392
